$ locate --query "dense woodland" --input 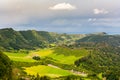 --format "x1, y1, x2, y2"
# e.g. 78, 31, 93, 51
0, 28, 120, 80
